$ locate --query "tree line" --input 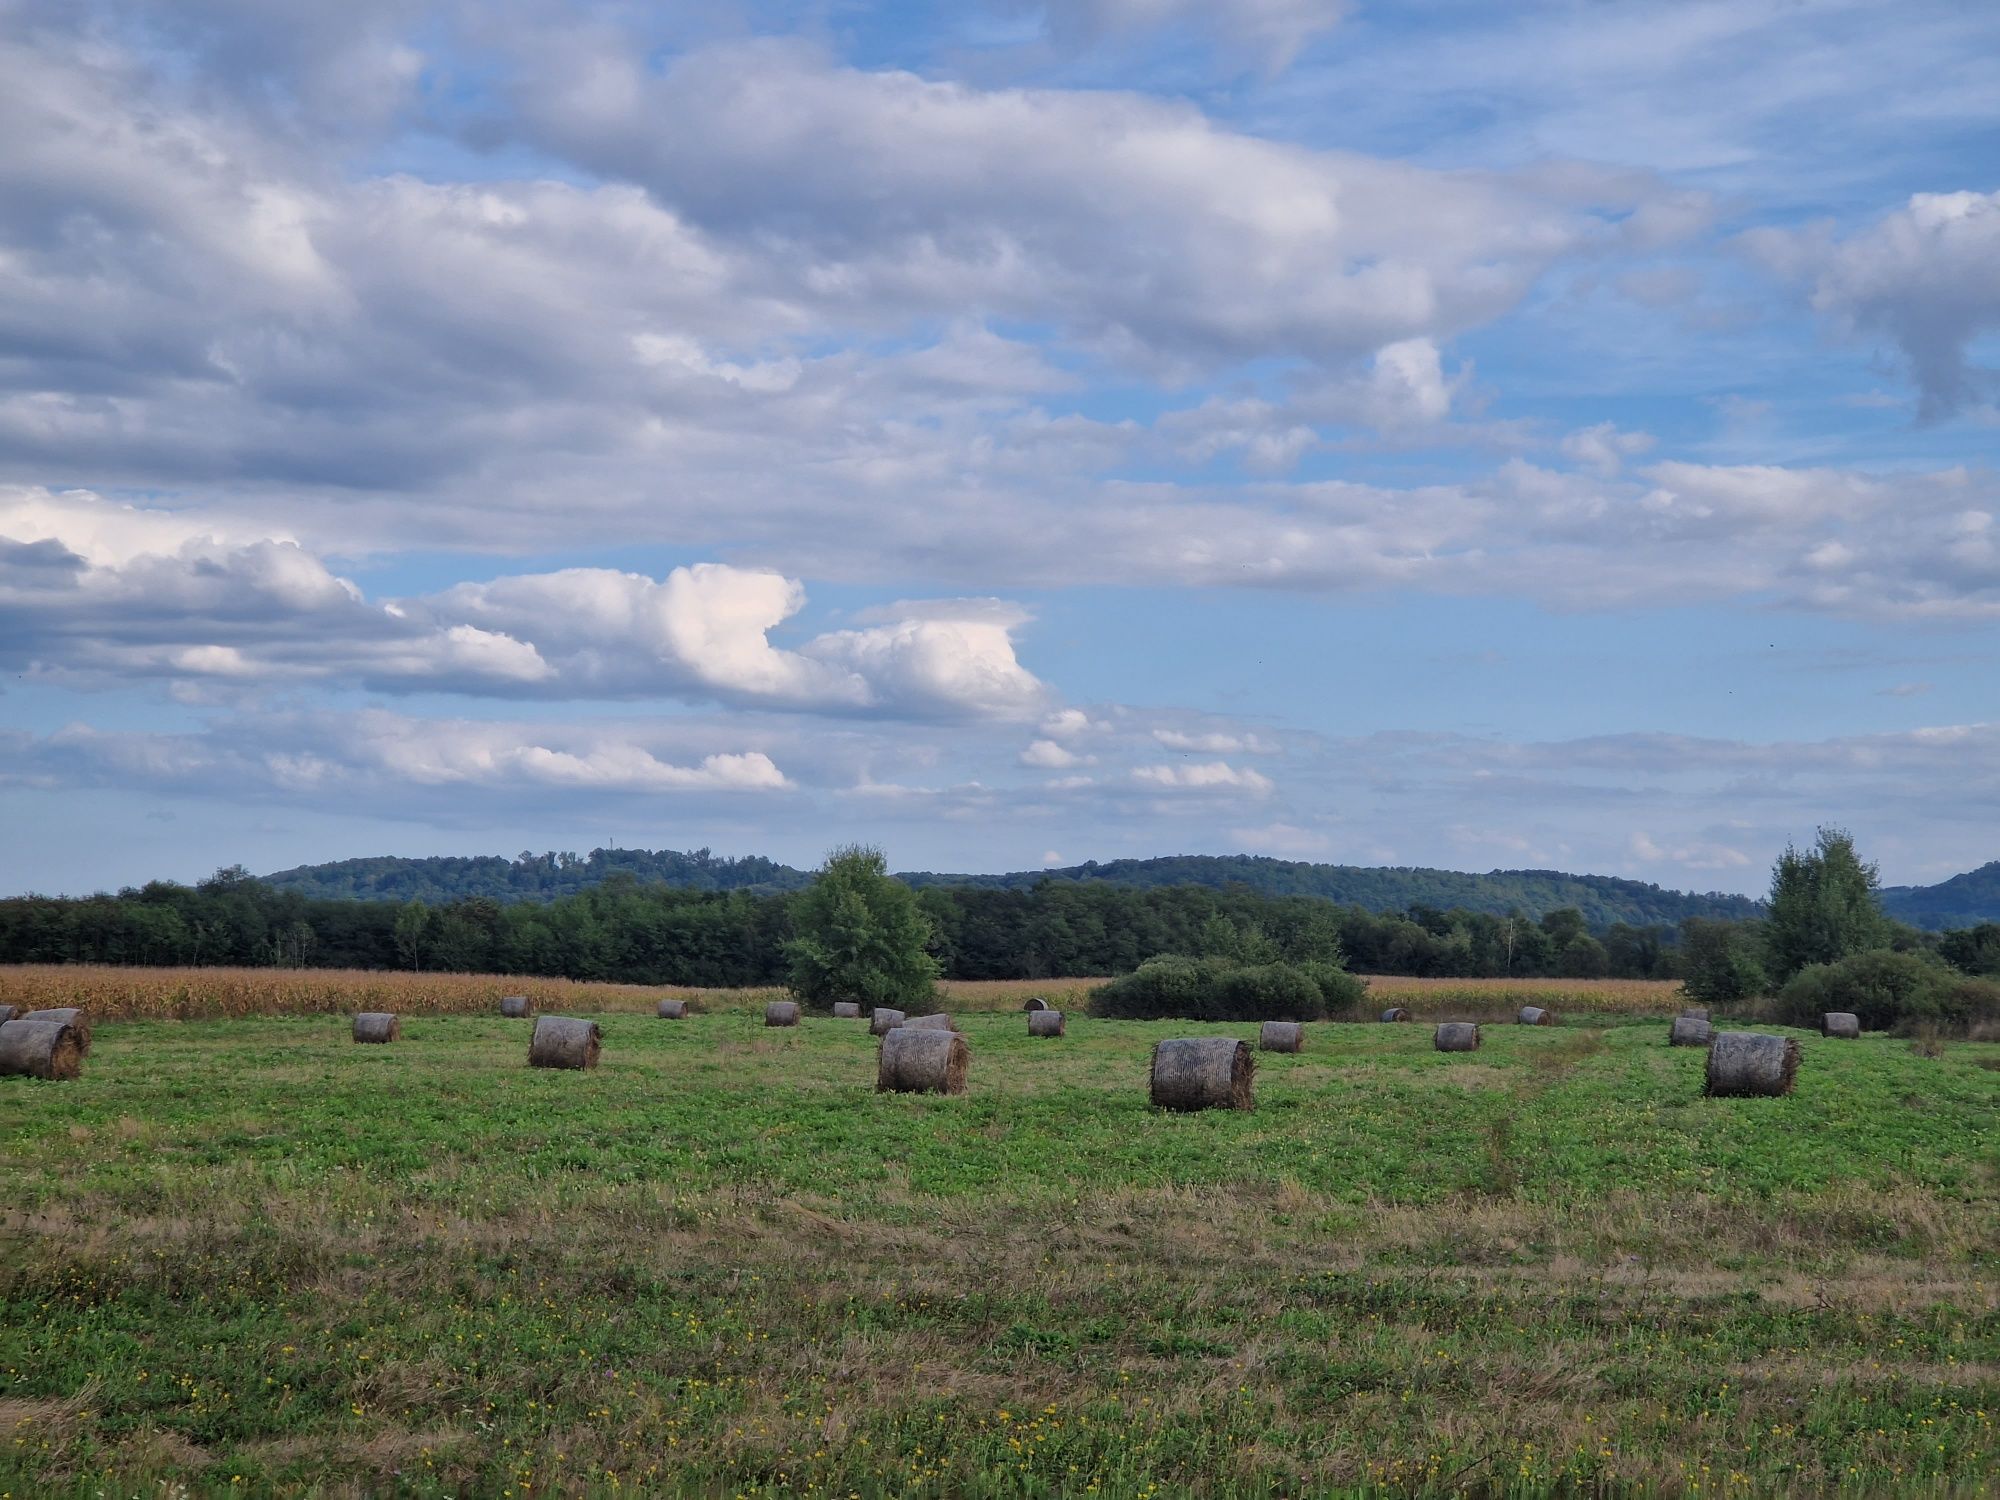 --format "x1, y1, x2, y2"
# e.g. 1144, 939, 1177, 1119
2, 864, 1700, 984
